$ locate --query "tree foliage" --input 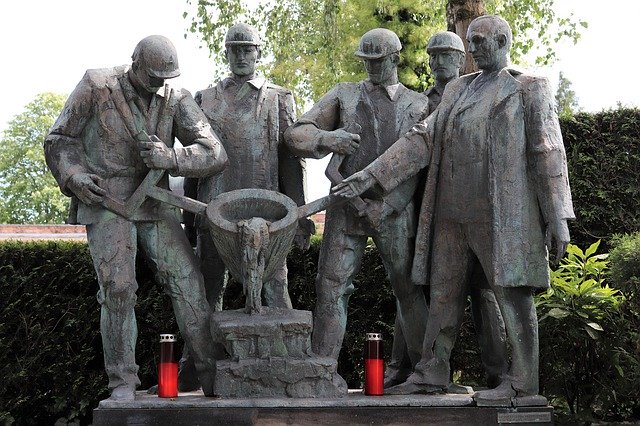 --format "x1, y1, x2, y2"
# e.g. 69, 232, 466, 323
555, 71, 580, 119
0, 93, 68, 224
183, 0, 586, 105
